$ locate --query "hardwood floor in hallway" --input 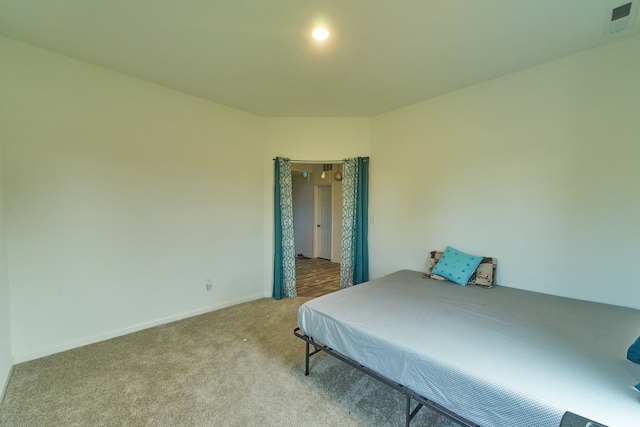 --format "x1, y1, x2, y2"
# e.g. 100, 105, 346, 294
295, 257, 340, 298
